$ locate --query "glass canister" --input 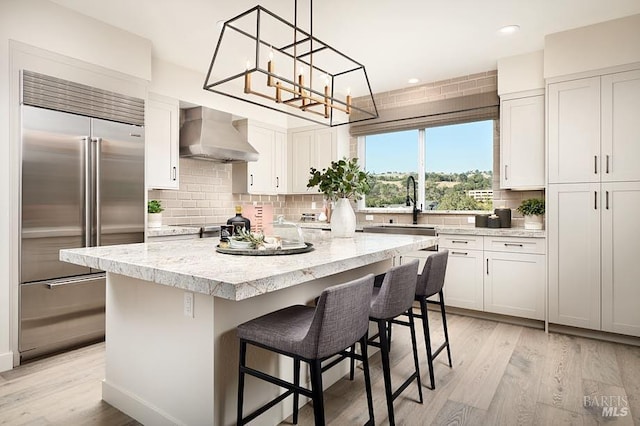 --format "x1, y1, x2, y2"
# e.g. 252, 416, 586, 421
272, 216, 306, 249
